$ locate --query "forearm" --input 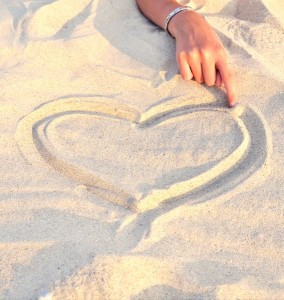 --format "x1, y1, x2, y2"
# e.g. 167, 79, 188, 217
136, 0, 200, 39
136, 0, 181, 30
